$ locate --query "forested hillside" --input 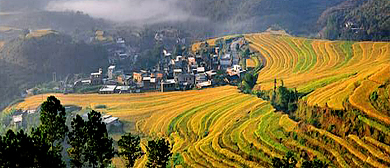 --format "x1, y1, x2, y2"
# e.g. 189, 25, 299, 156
0, 32, 108, 110
186, 0, 344, 36
319, 0, 390, 41
1, 0, 388, 41
0, 11, 109, 41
